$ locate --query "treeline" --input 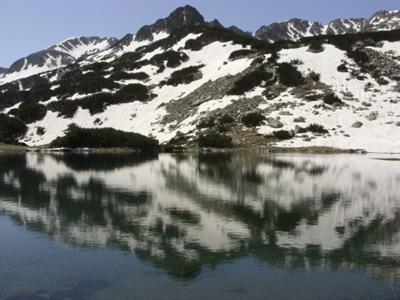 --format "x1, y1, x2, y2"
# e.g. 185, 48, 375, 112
300, 29, 400, 51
